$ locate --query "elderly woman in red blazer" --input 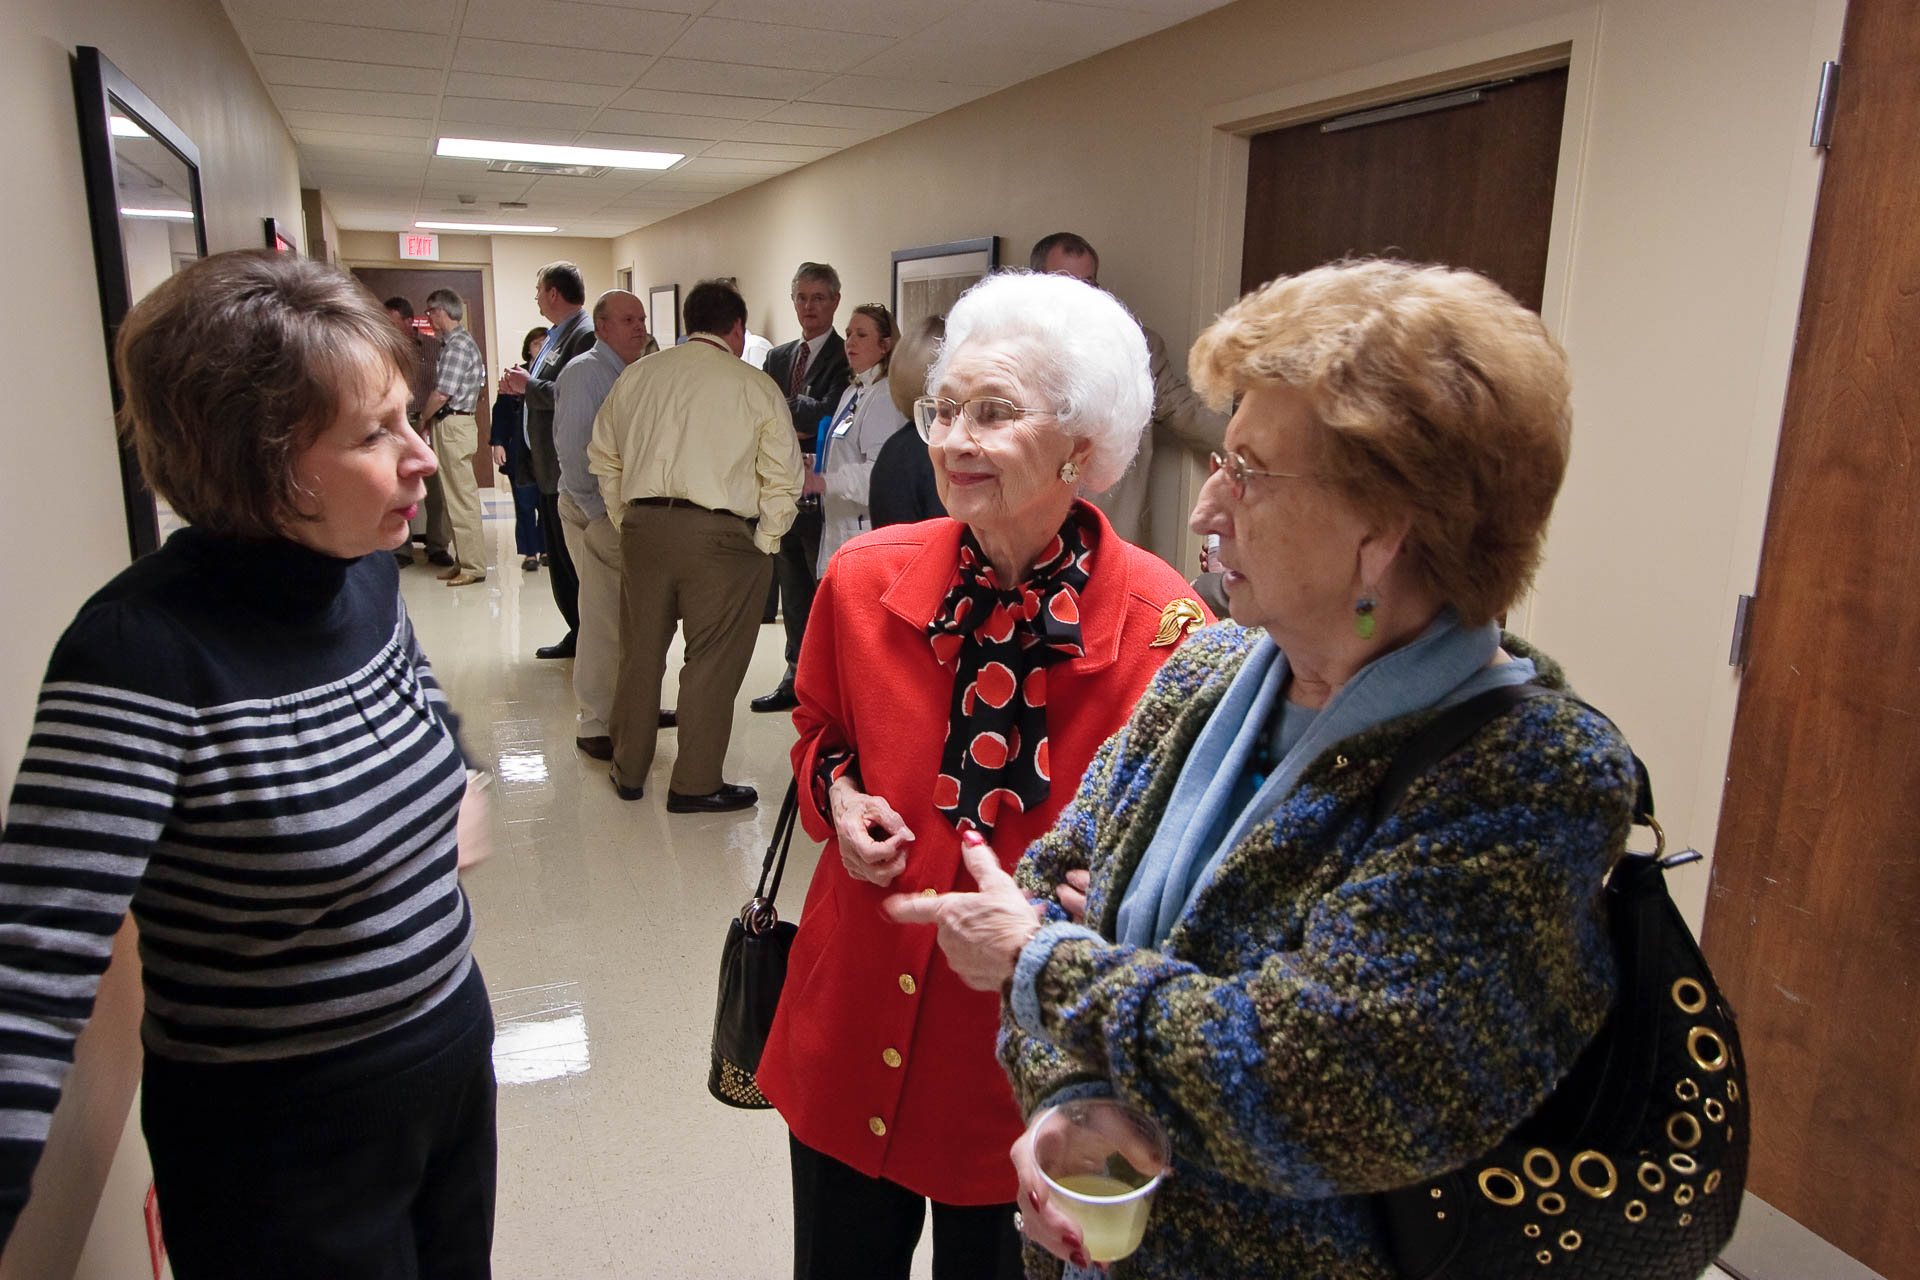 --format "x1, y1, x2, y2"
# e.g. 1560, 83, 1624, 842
756, 270, 1209, 1280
